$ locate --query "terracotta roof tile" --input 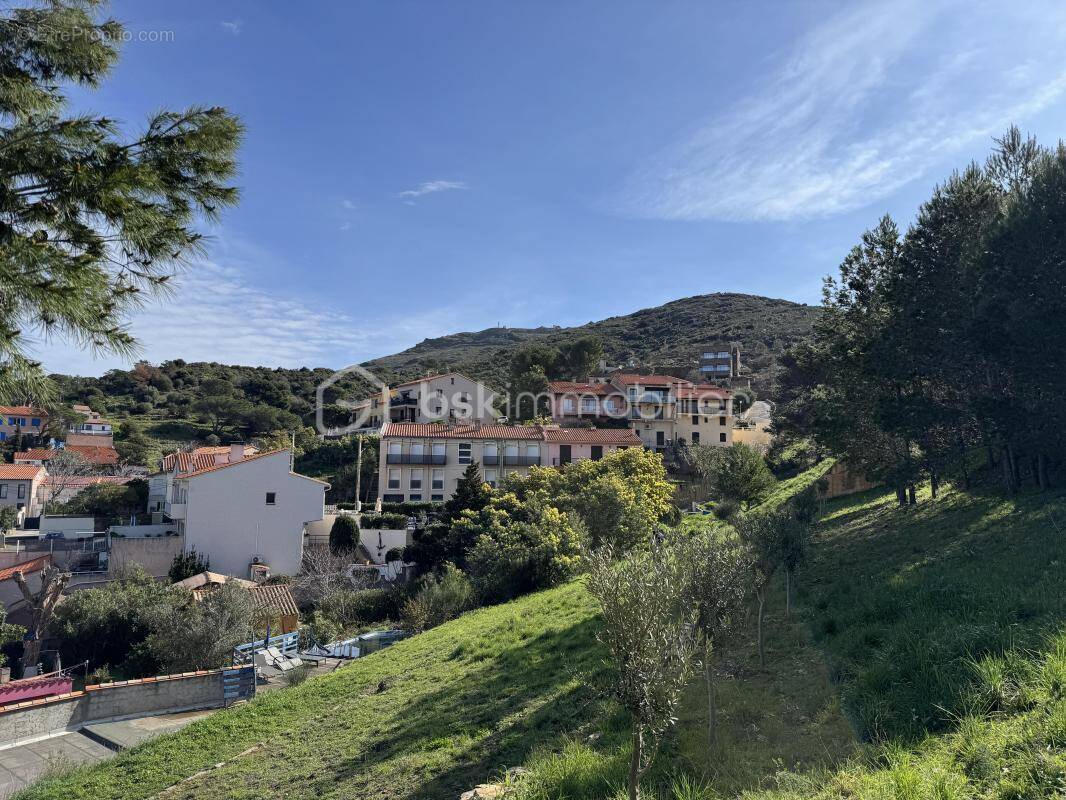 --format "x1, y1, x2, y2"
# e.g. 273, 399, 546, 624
541, 428, 643, 445
0, 464, 45, 480
0, 406, 46, 417
547, 381, 618, 396
0, 555, 51, 583
383, 423, 543, 440
15, 446, 118, 466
